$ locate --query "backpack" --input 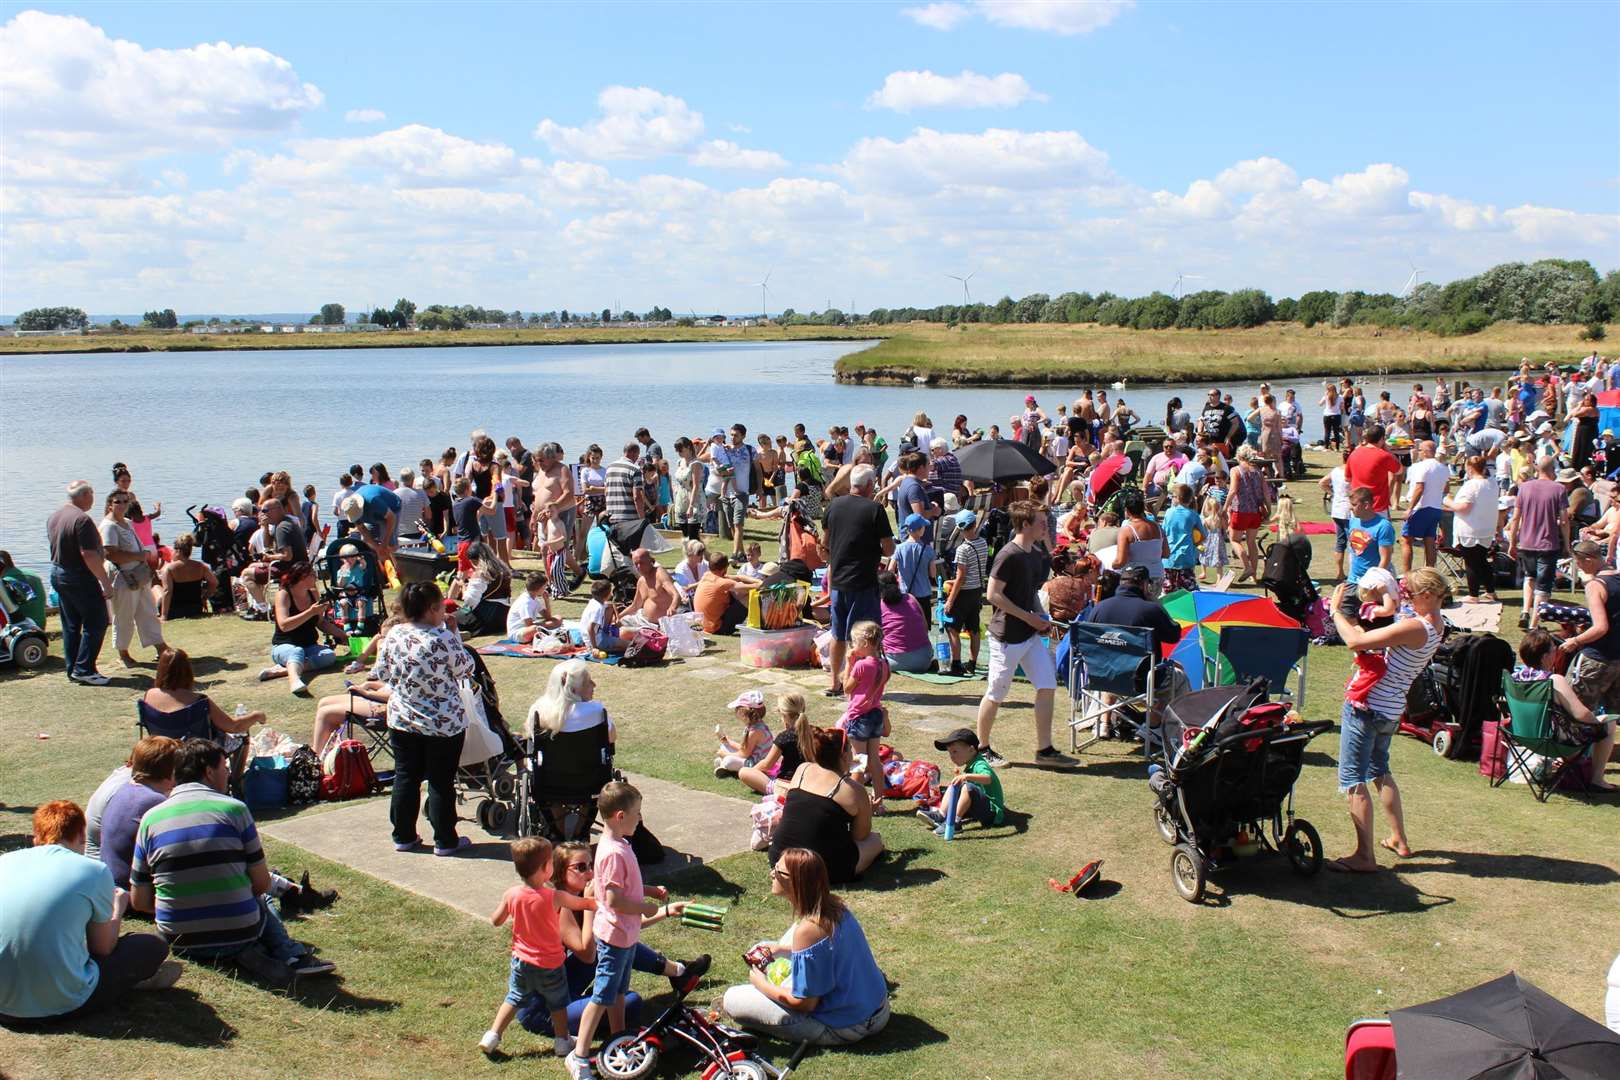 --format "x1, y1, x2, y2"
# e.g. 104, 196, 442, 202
320, 739, 377, 800
619, 628, 667, 667
286, 745, 322, 805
